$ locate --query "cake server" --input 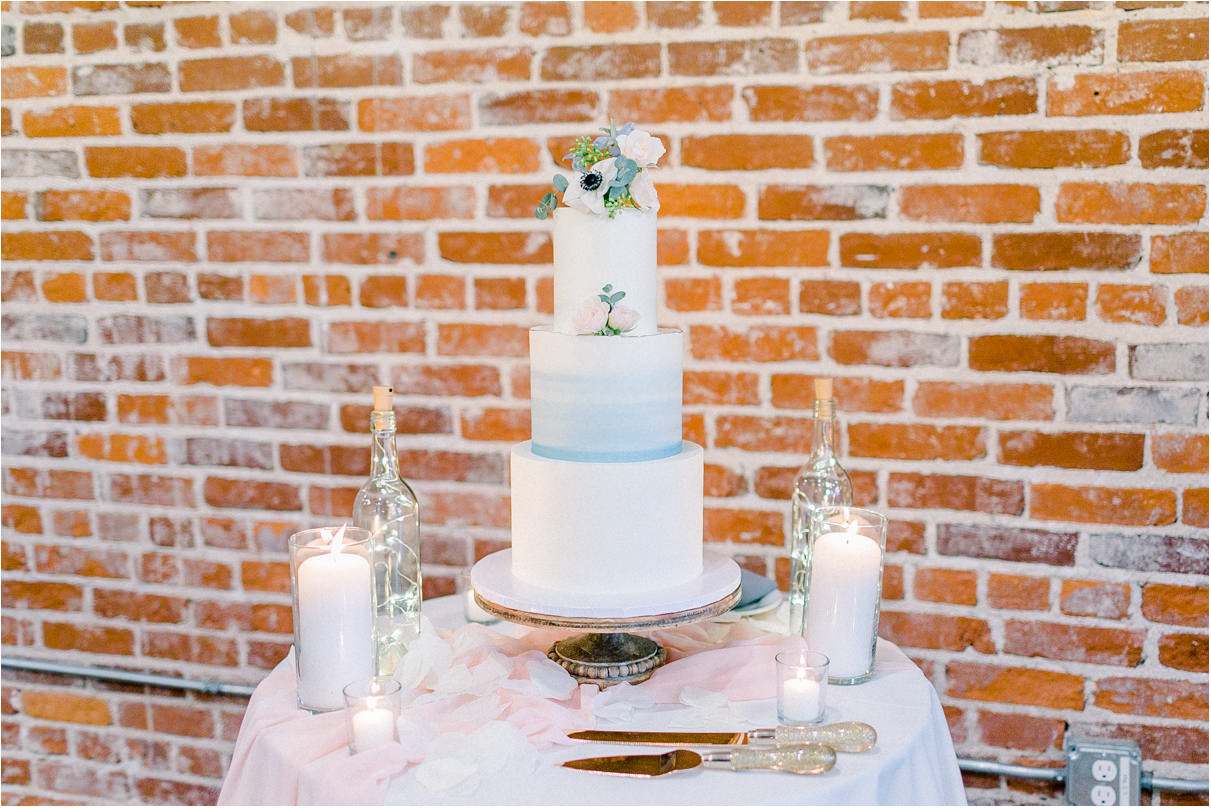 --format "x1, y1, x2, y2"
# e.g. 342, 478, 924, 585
561, 744, 836, 777
568, 721, 877, 753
